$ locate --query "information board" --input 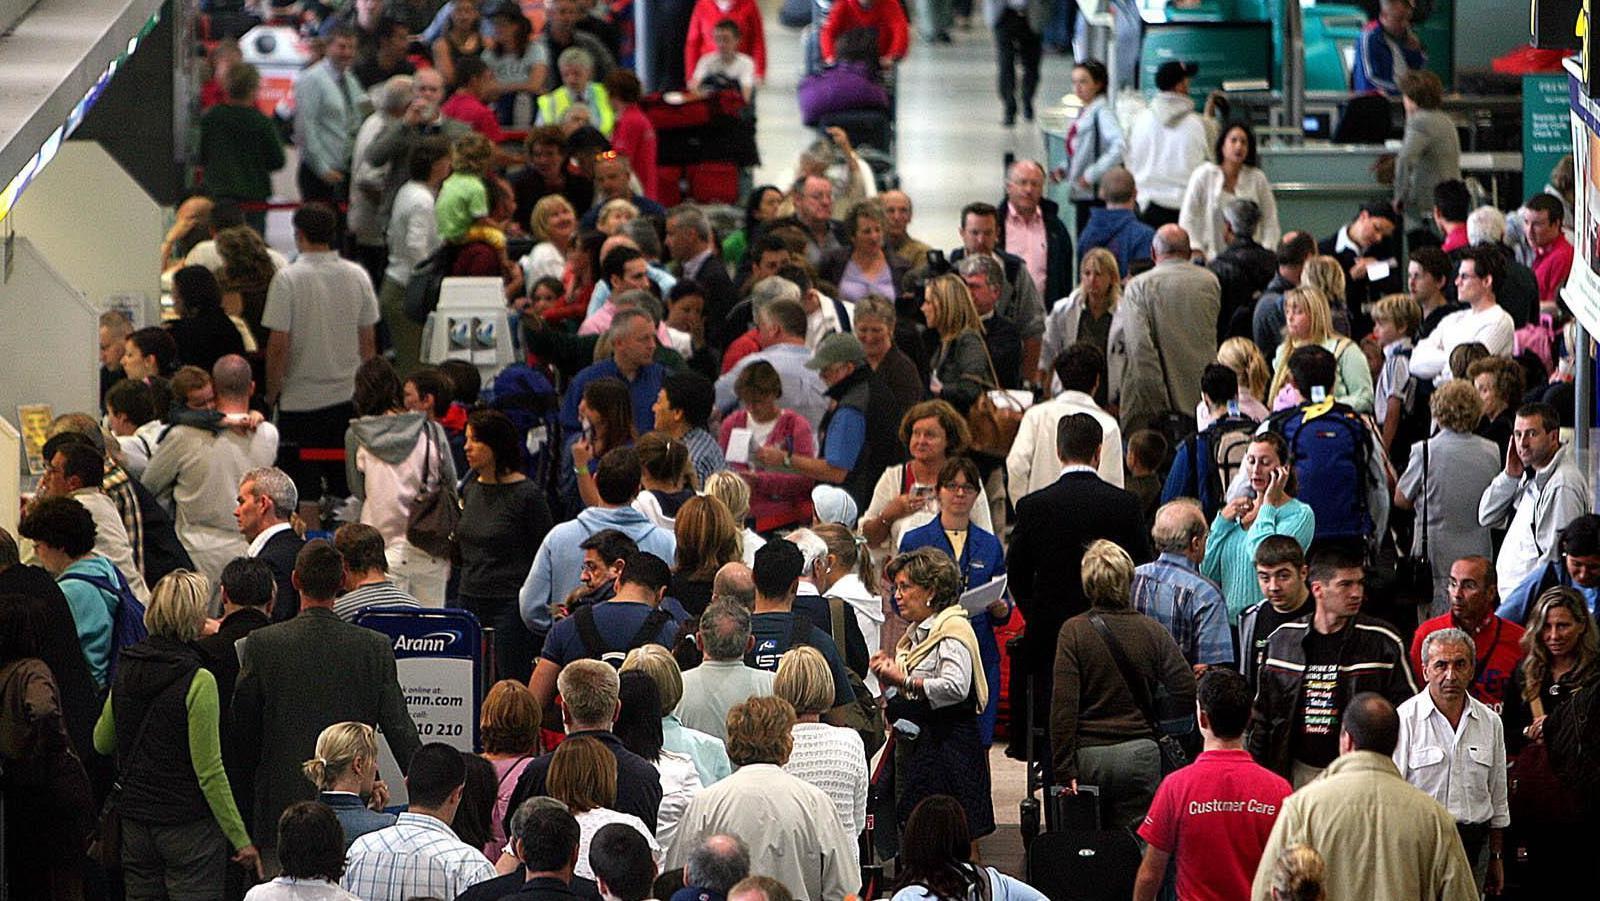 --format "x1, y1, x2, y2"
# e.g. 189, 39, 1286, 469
1526, 74, 1574, 194
355, 608, 483, 807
